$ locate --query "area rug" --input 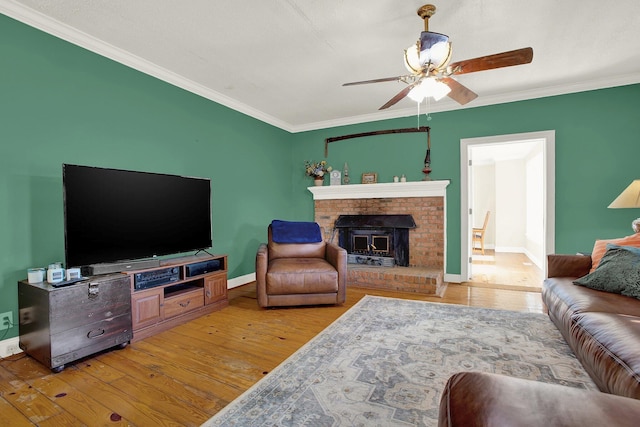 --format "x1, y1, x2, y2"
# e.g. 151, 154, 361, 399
202, 296, 596, 427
